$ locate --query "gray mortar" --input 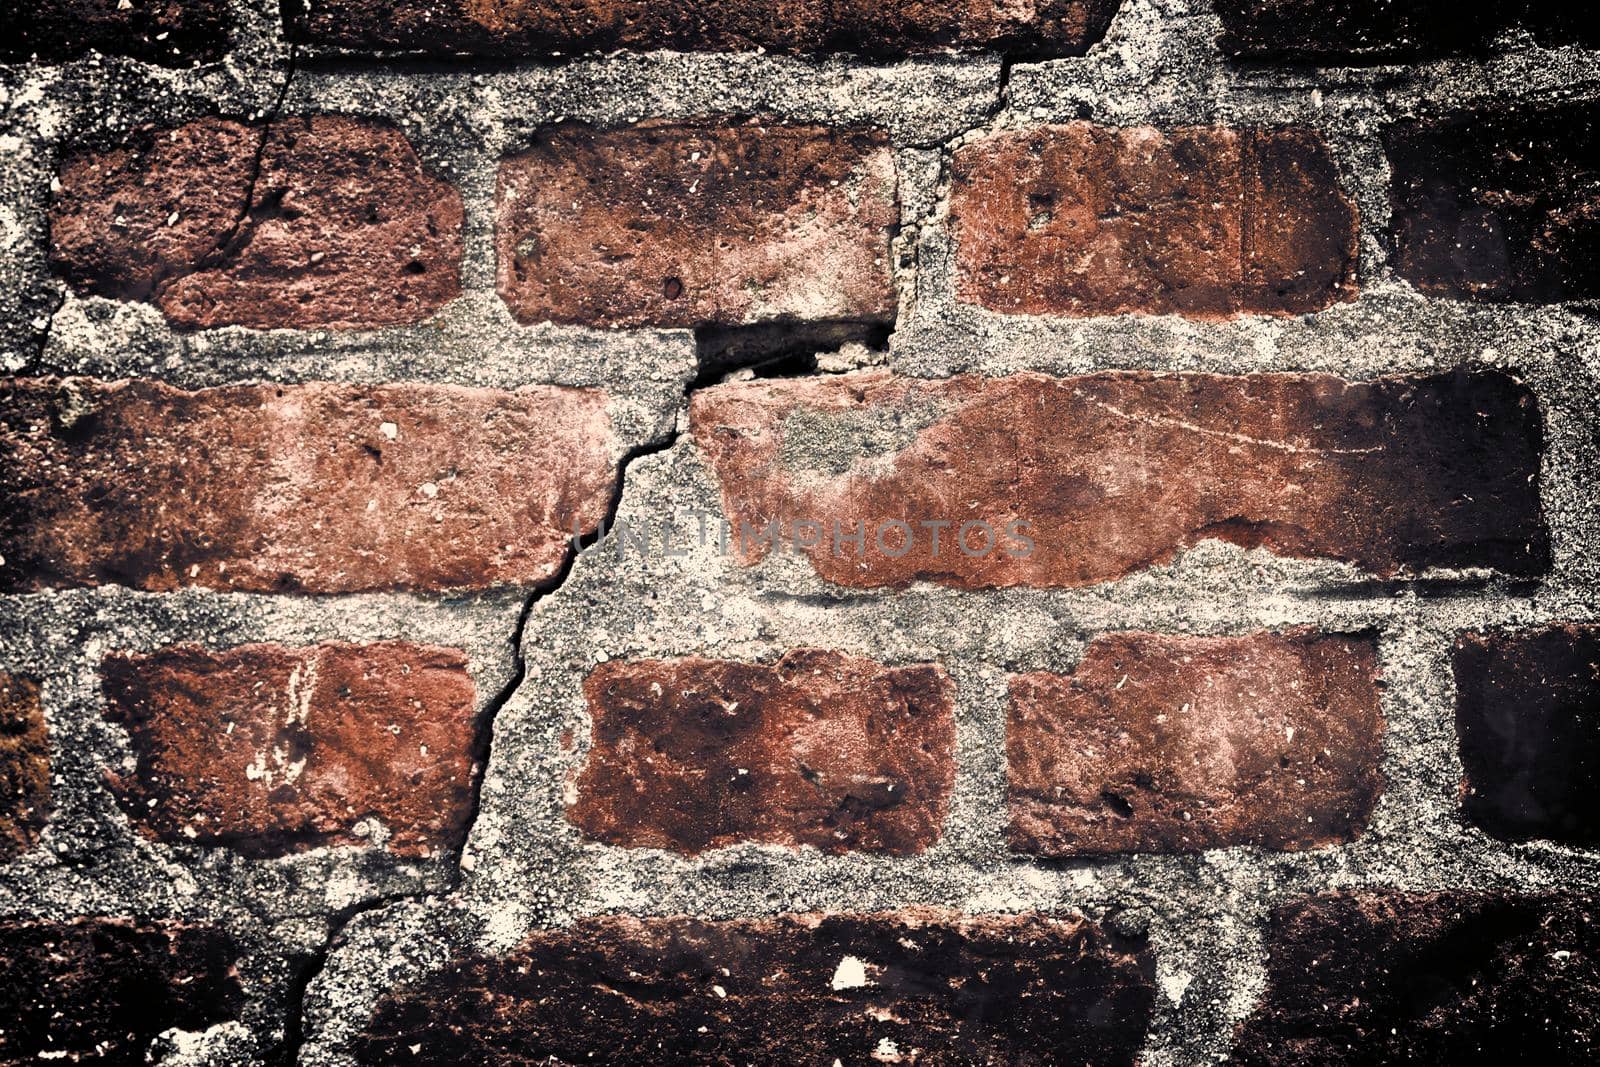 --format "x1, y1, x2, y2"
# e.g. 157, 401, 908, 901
1, 0, 1599, 1063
